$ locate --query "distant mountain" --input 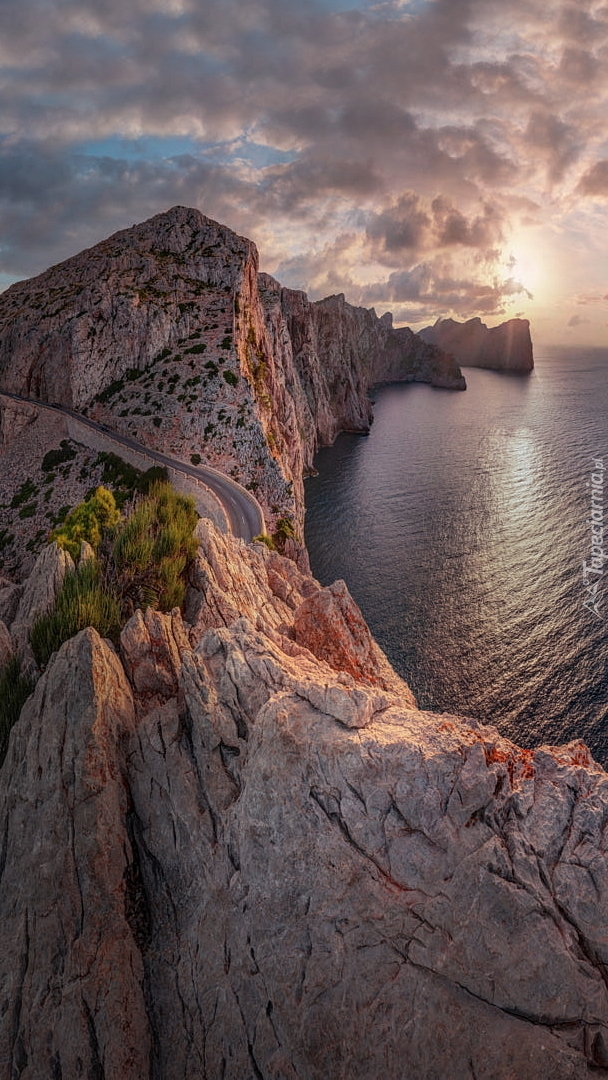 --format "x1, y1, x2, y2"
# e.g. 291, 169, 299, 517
419, 316, 534, 372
